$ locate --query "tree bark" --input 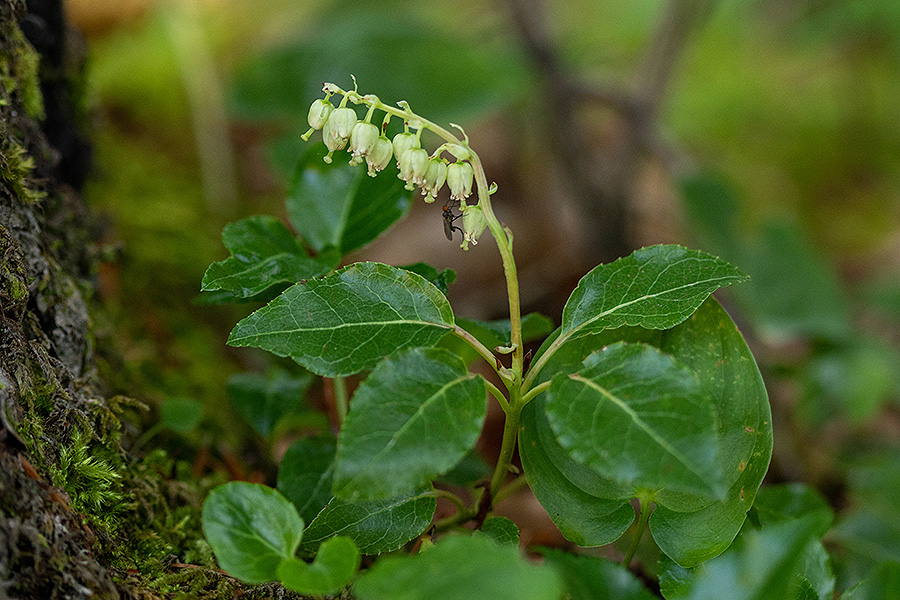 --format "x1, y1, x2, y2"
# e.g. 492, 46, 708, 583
1, 0, 123, 597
